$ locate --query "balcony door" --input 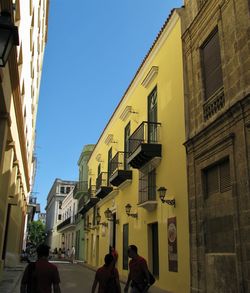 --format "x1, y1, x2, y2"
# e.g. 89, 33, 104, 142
108, 148, 112, 184
124, 122, 130, 170
148, 87, 157, 143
